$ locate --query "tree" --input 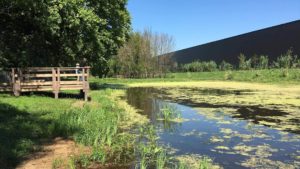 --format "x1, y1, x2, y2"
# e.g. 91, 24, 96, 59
109, 29, 175, 78
0, 0, 131, 77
